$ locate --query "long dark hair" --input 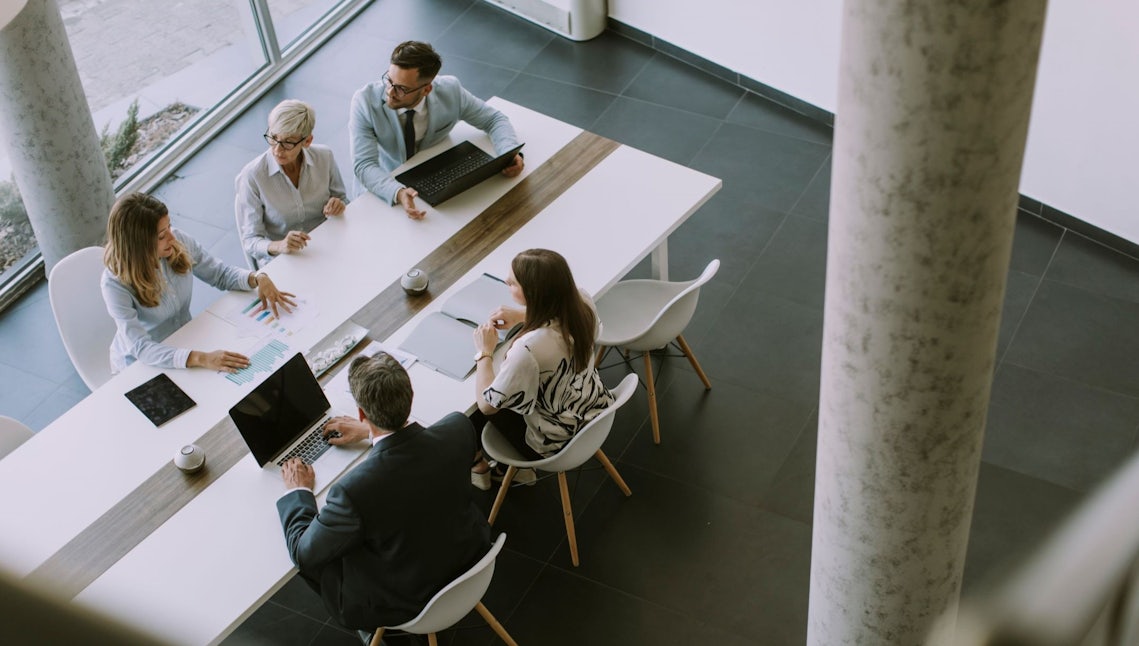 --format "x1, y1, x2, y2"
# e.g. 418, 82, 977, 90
512, 249, 595, 372
104, 193, 191, 308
